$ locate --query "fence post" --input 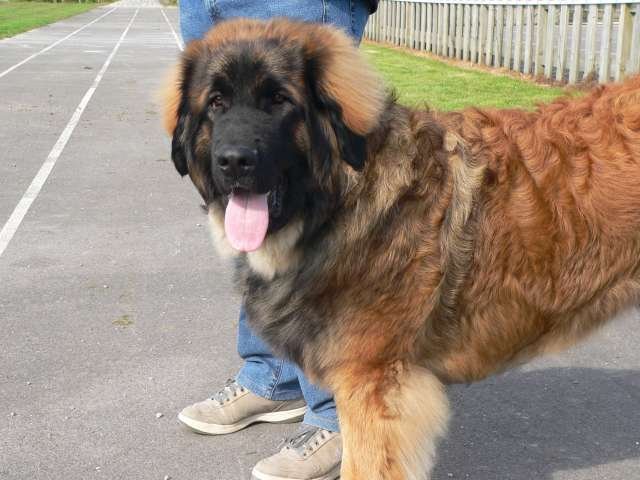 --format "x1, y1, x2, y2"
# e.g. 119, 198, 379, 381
432, 3, 438, 54
534, 5, 547, 77
419, 3, 426, 50
614, 4, 633, 81
505, 6, 515, 69
513, 5, 524, 72
584, 4, 598, 80
463, 4, 472, 61
384, 0, 389, 43
426, 3, 432, 51
485, 5, 495, 66
404, 1, 409, 47
448, 4, 456, 57
568, 5, 583, 84
378, 5, 383, 41
455, 4, 463, 59
556, 5, 570, 82
438, 3, 443, 54
445, 4, 451, 57
400, 1, 406, 47
599, 4, 614, 82
391, 1, 396, 45
398, 1, 403, 46
630, 4, 640, 76
443, 2, 448, 56
471, 4, 480, 63
544, 5, 556, 79
415, 2, 419, 49
372, 4, 378, 41
523, 5, 534, 75
478, 4, 487, 65
494, 5, 504, 67
449, 3, 455, 57
385, 0, 390, 43
407, 2, 412, 48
